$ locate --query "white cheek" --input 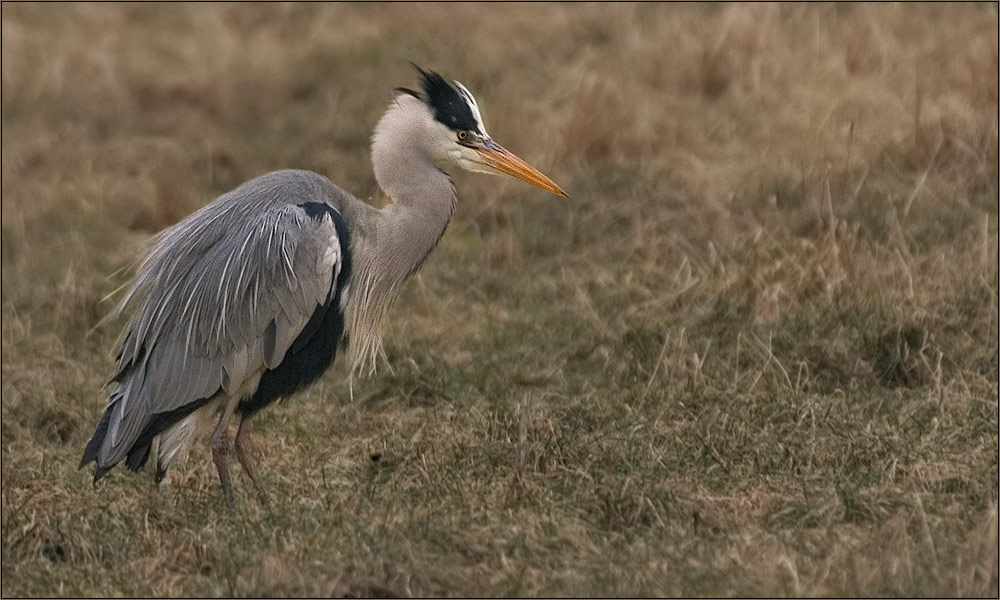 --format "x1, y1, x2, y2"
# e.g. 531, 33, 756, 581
421, 120, 498, 175
425, 123, 462, 164
456, 154, 481, 172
